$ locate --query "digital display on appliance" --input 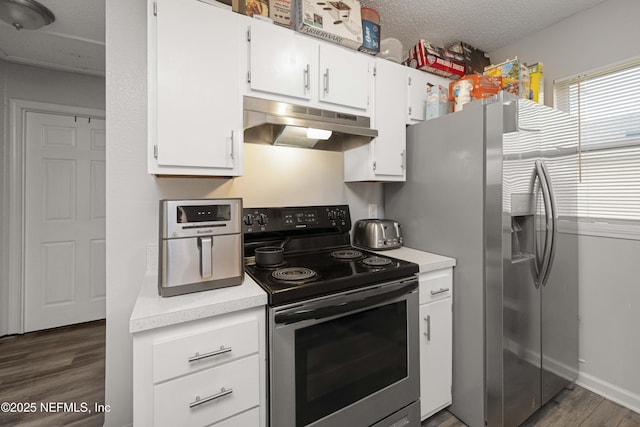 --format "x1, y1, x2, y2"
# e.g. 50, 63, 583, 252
177, 205, 231, 223
283, 210, 318, 225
